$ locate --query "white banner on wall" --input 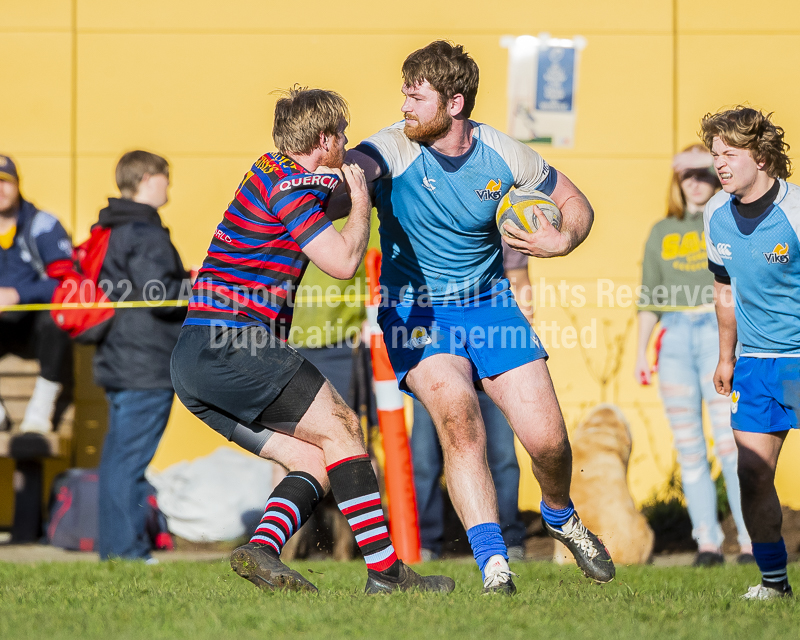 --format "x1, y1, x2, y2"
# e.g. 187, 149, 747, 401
501, 34, 586, 148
